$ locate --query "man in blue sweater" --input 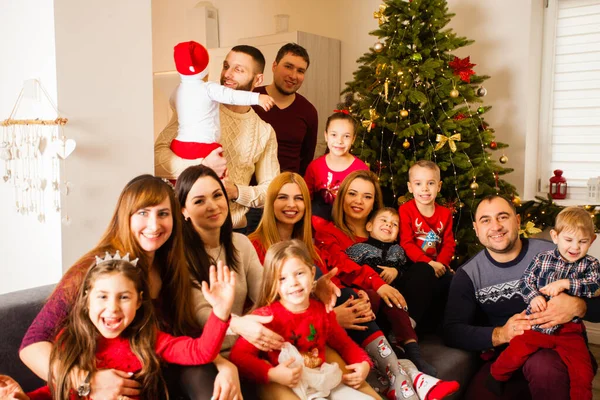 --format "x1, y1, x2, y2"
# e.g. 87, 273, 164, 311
444, 195, 599, 399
